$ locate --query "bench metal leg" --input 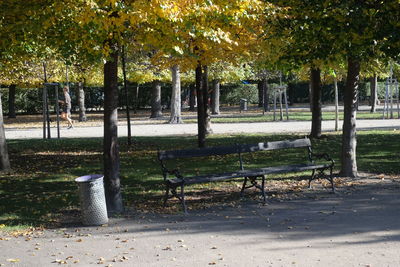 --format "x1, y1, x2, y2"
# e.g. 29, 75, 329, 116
309, 167, 335, 193
163, 185, 170, 207
329, 166, 335, 193
180, 184, 188, 214
240, 177, 248, 197
261, 175, 266, 203
308, 170, 316, 189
